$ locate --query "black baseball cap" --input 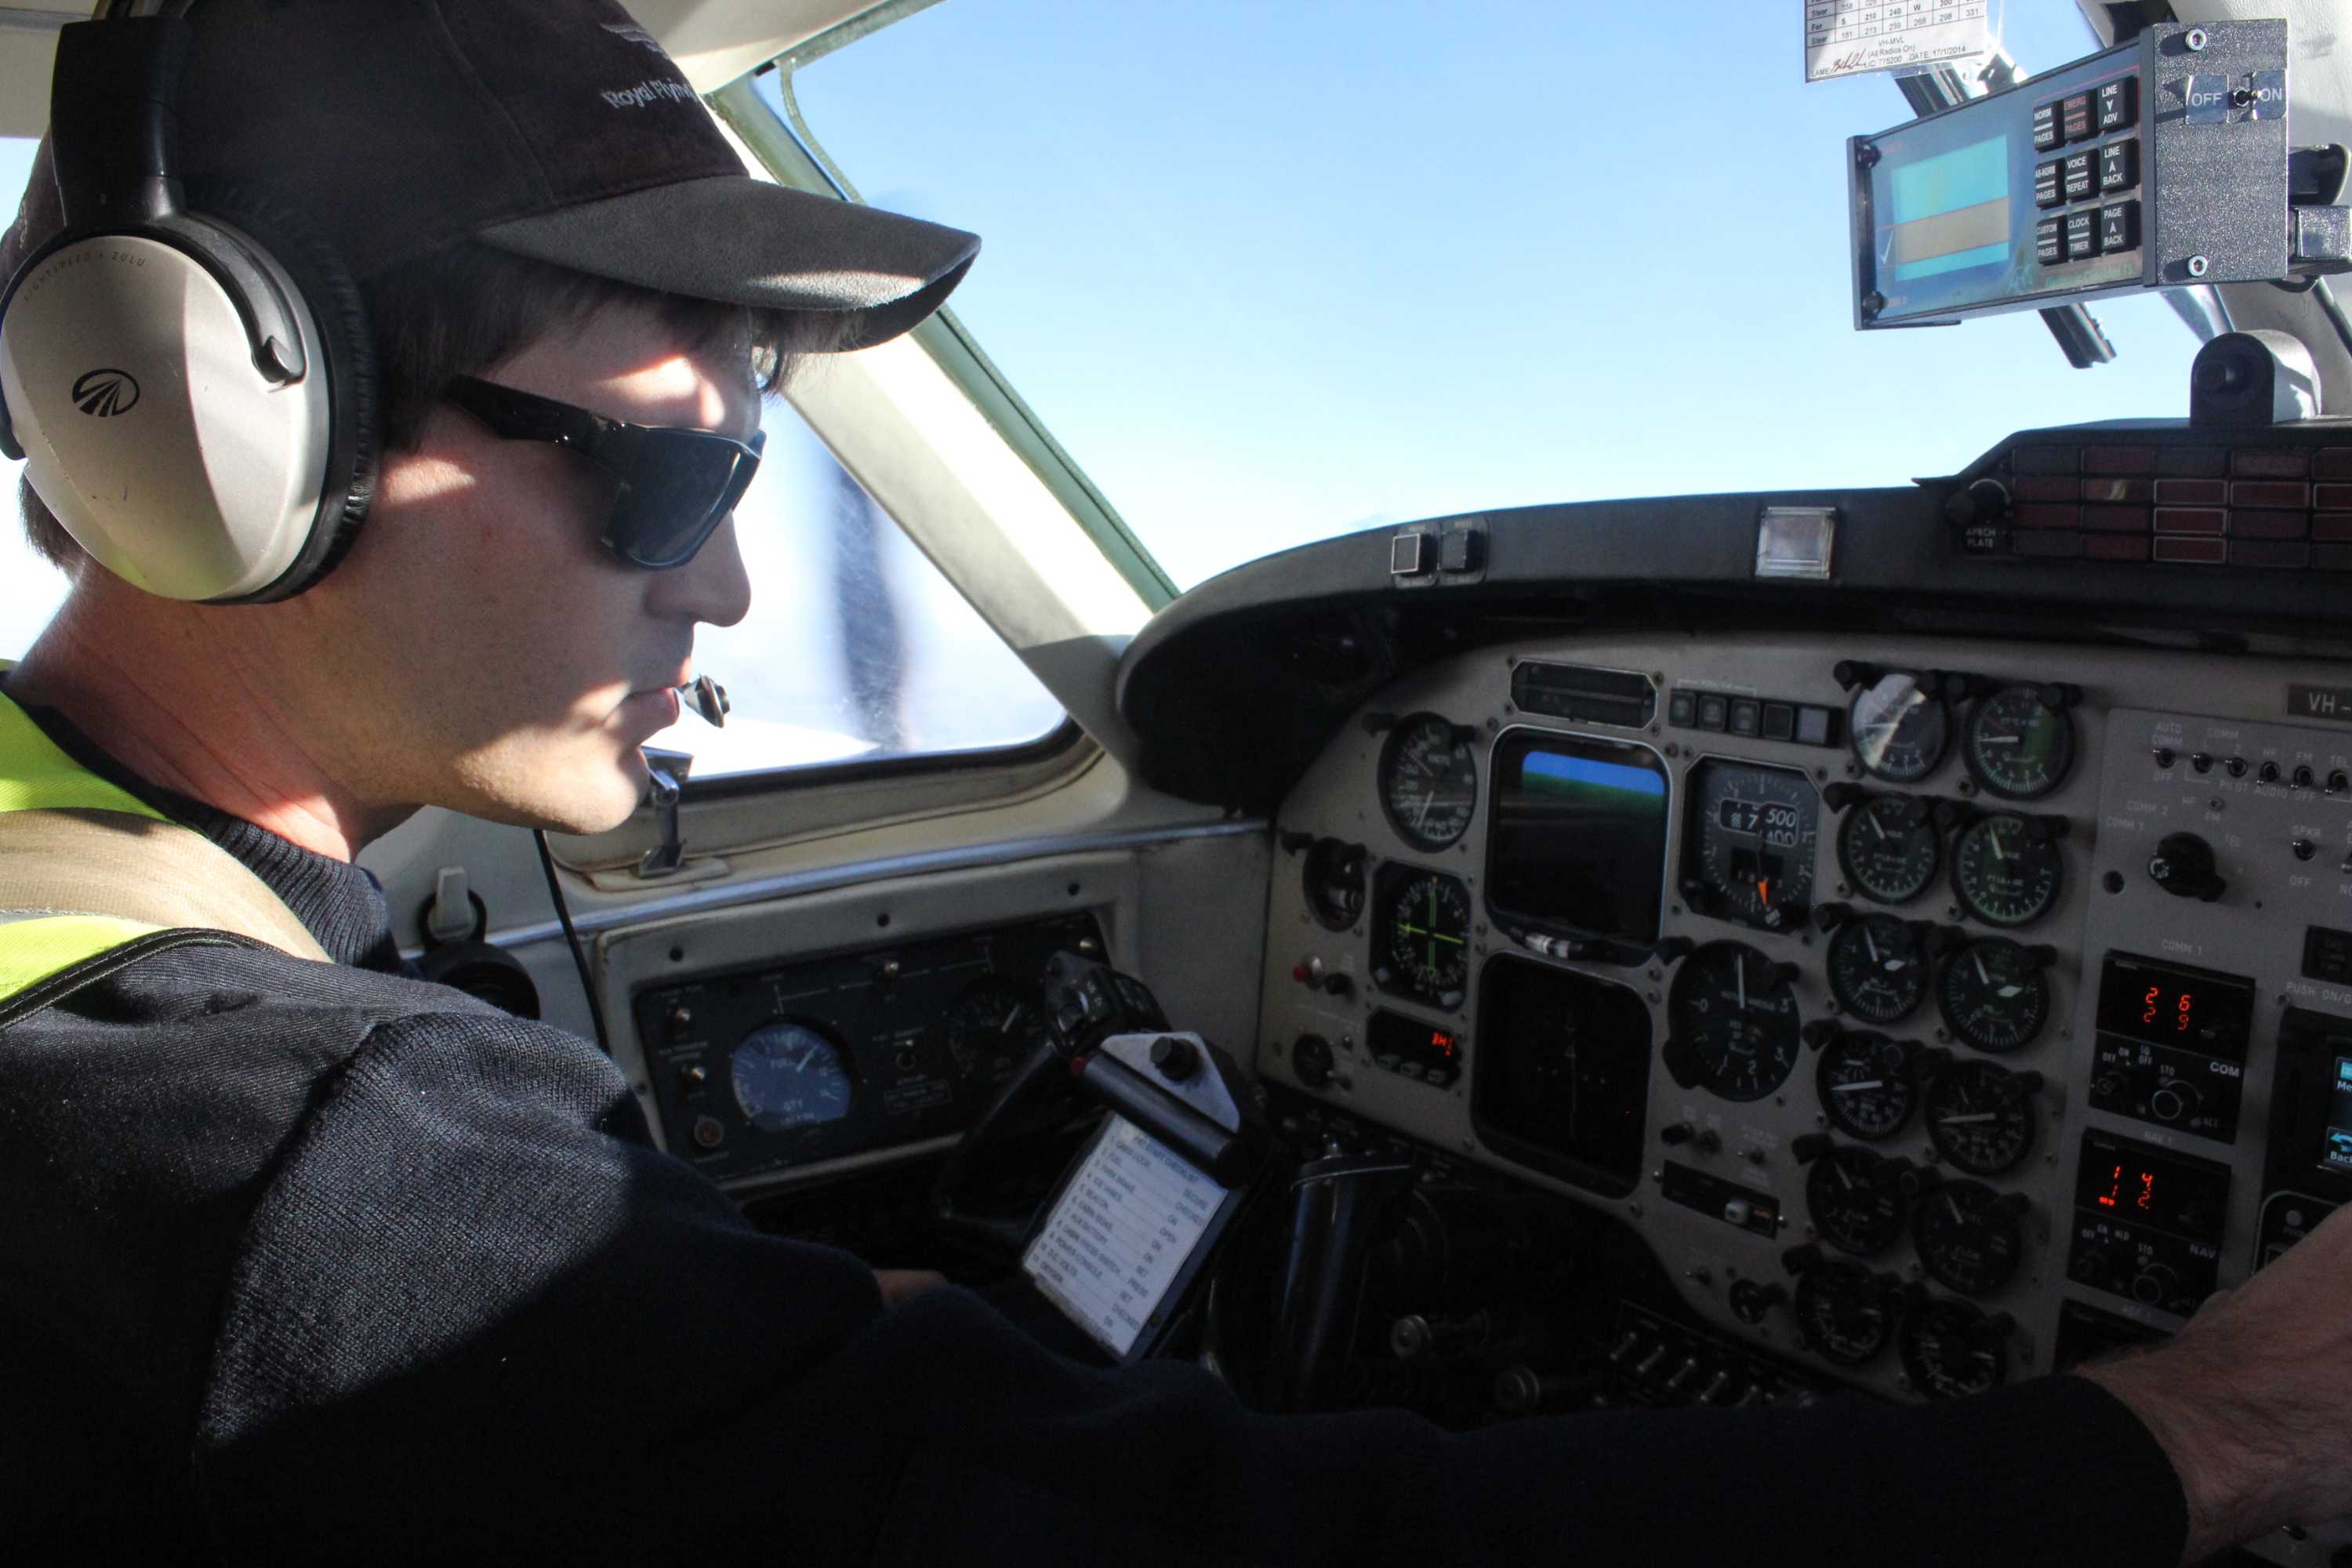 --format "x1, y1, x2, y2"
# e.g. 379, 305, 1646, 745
162, 0, 978, 350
